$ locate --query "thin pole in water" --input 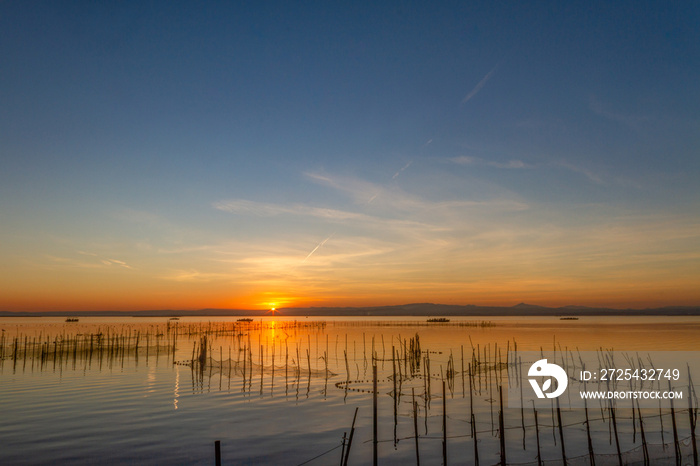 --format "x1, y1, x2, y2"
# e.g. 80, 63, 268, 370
556, 397, 566, 465
442, 379, 447, 465
609, 398, 622, 466
670, 379, 680, 466
472, 412, 479, 466
637, 400, 649, 466
688, 365, 698, 466
412, 387, 420, 466
339, 432, 347, 466
392, 346, 397, 447
499, 386, 506, 465
533, 401, 541, 466
584, 381, 596, 466
343, 407, 358, 466
373, 362, 378, 466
